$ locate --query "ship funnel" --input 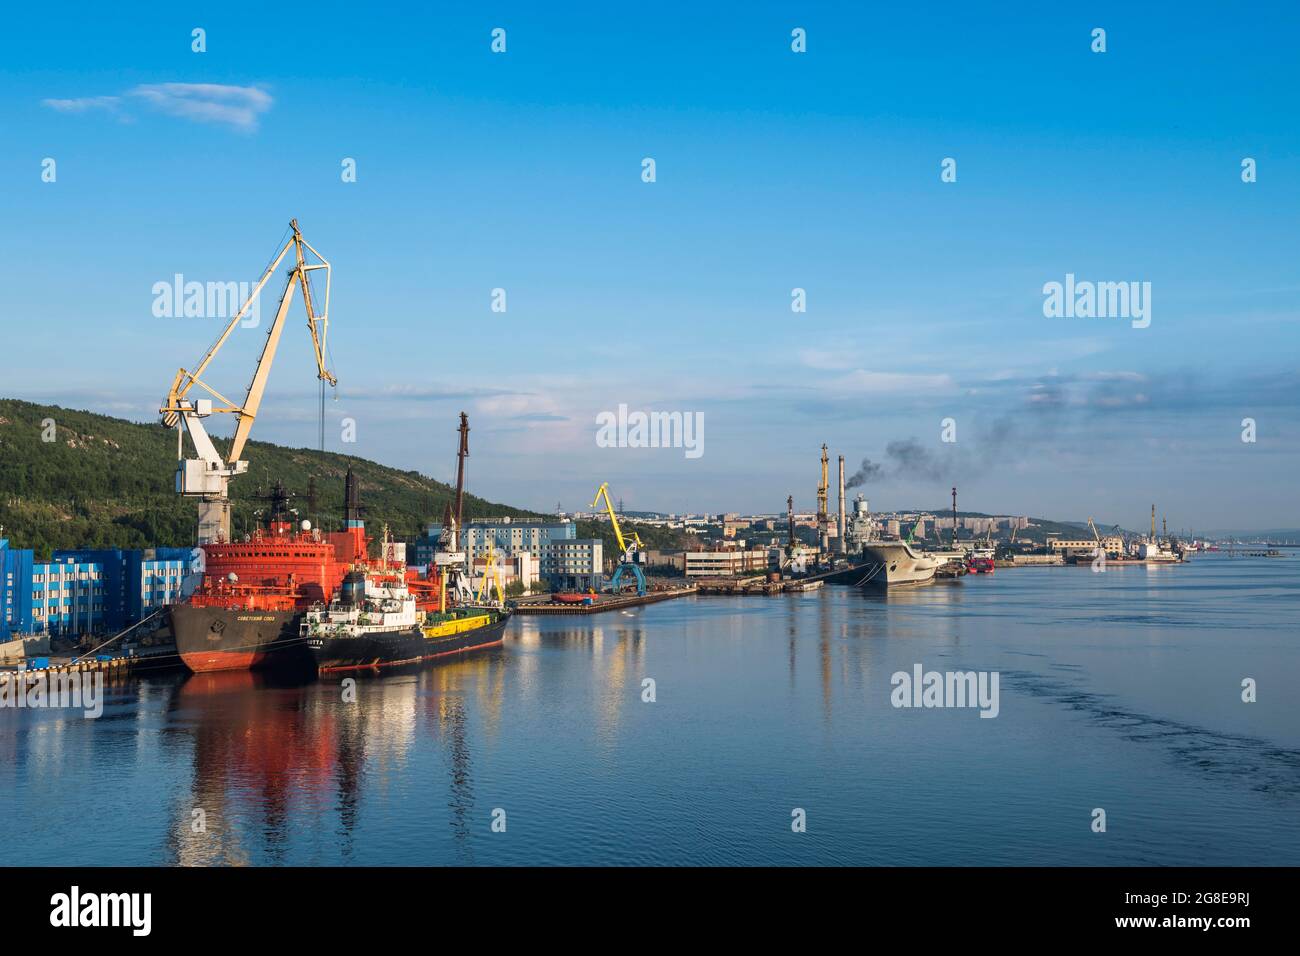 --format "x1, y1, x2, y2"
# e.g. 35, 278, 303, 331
341, 570, 366, 605
344, 467, 363, 529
